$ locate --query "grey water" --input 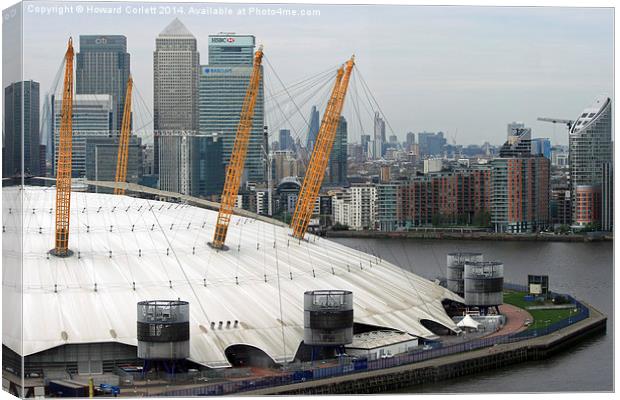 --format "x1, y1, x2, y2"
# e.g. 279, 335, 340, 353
331, 238, 613, 393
